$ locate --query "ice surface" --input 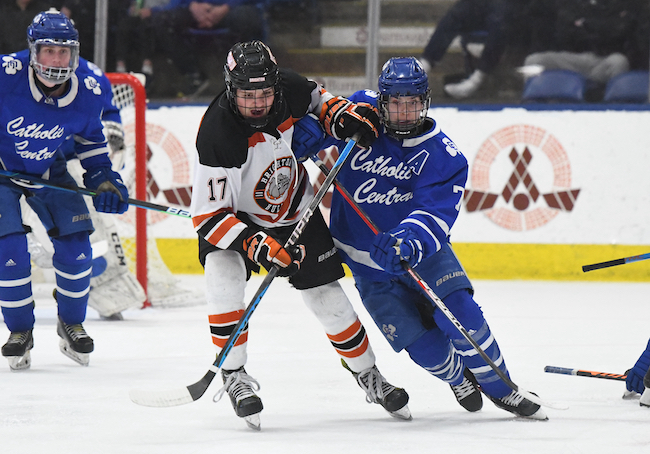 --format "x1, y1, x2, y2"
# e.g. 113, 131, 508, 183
2, 276, 650, 453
